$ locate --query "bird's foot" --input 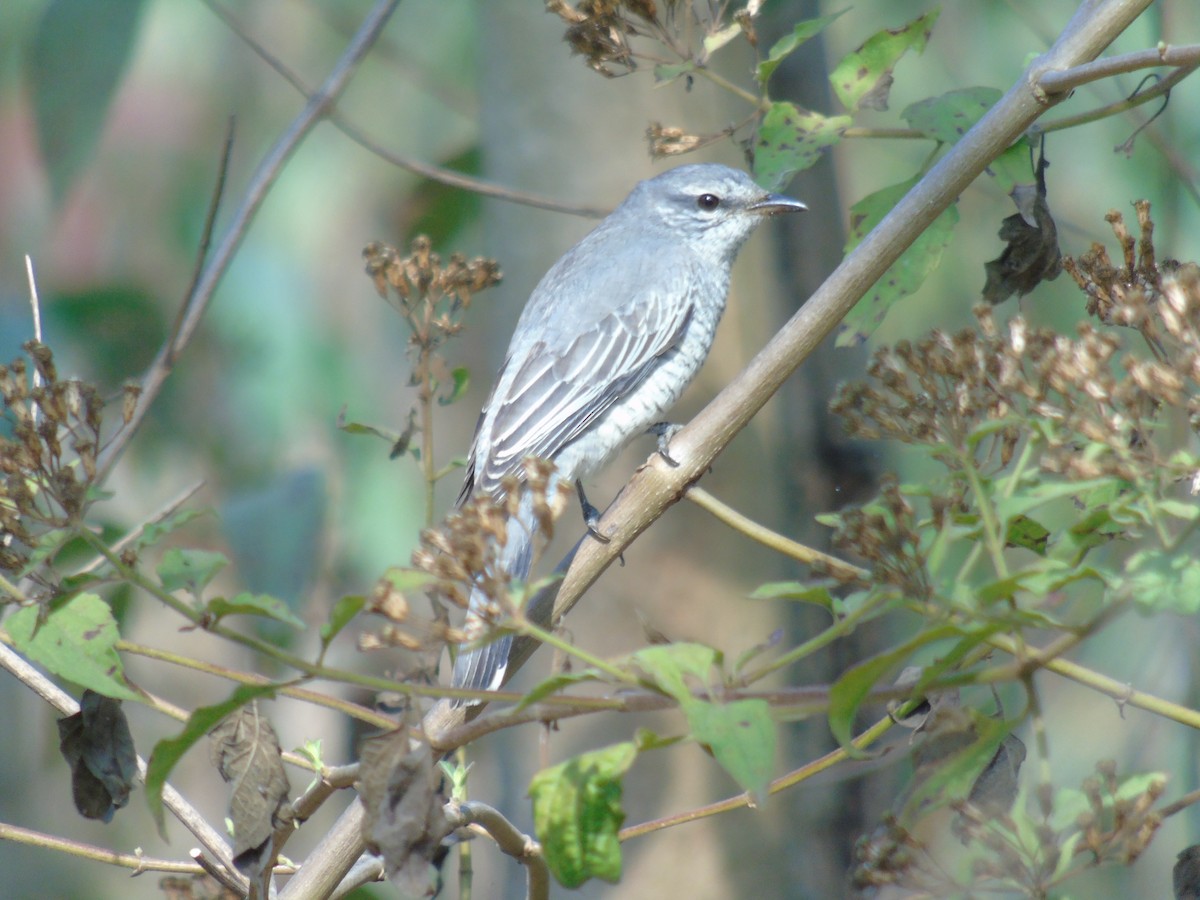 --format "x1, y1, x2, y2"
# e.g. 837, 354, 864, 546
576, 480, 625, 564
648, 422, 682, 467
576, 480, 610, 544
